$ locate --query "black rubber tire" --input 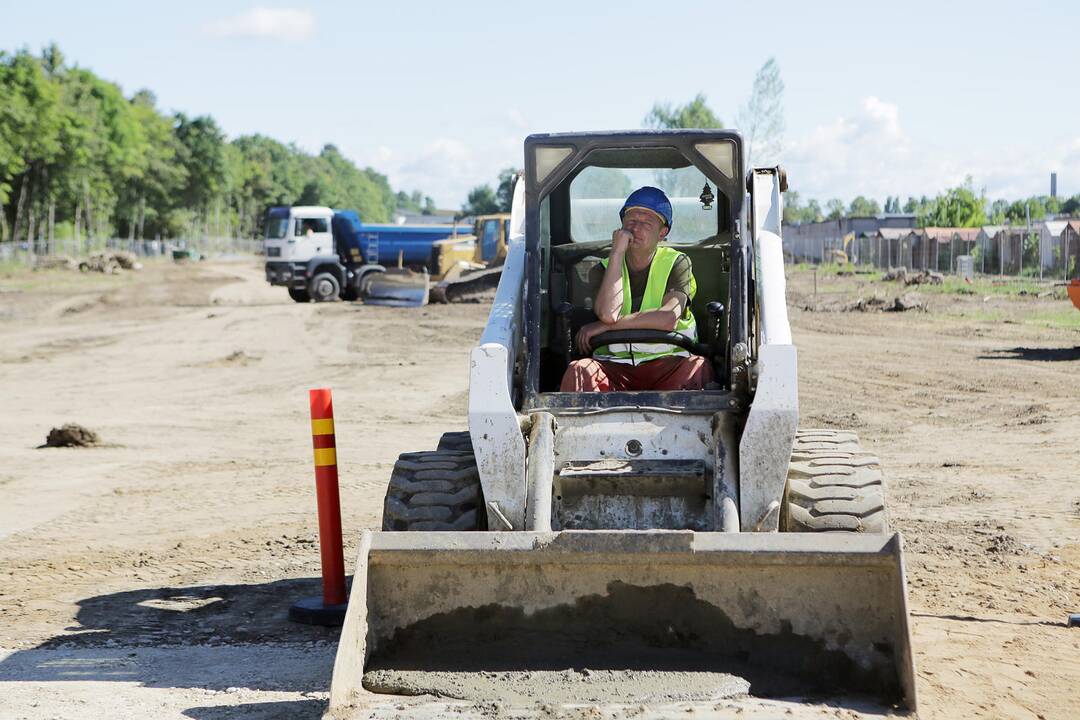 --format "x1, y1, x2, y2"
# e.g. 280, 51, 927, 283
288, 288, 310, 303
436, 430, 473, 454
381, 449, 486, 531
781, 429, 888, 533
309, 272, 340, 302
